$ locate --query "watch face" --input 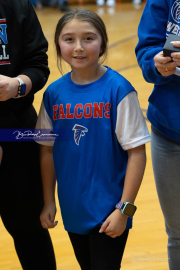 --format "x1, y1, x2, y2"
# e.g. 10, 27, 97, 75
21, 84, 26, 95
123, 203, 137, 217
